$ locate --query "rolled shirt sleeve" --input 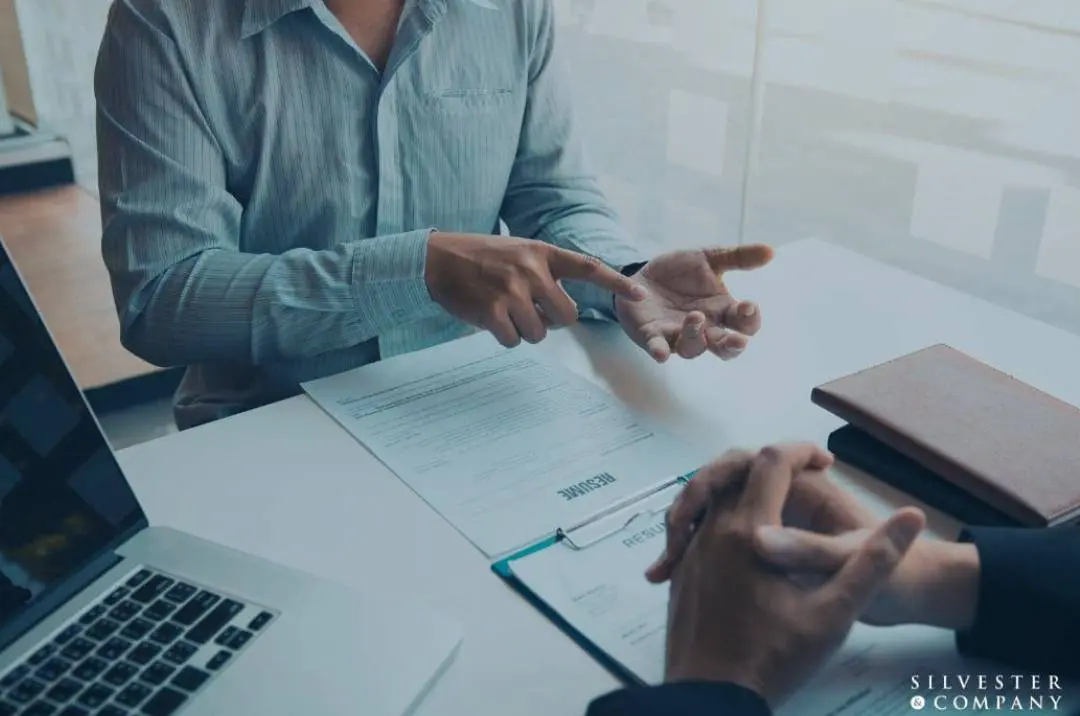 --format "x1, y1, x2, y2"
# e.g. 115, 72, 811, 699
499, 0, 647, 320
